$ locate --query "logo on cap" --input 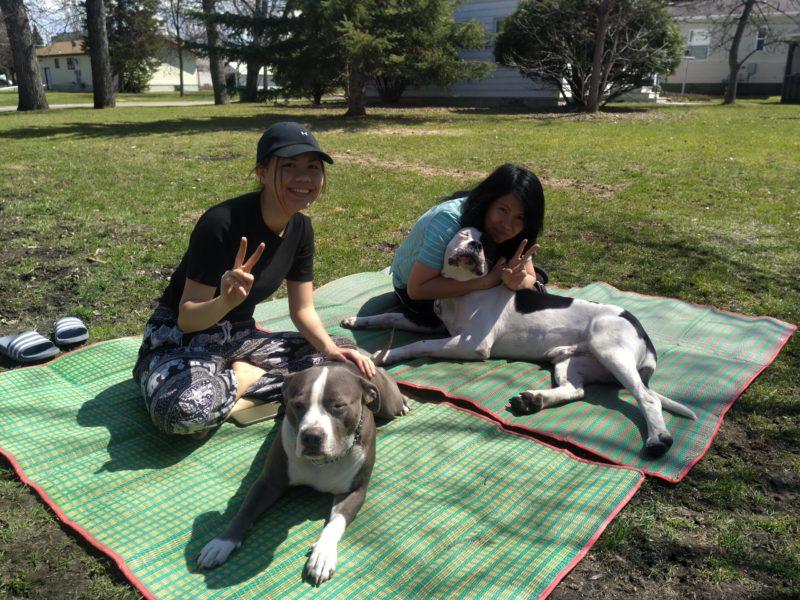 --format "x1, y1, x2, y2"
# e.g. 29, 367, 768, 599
300, 130, 309, 136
